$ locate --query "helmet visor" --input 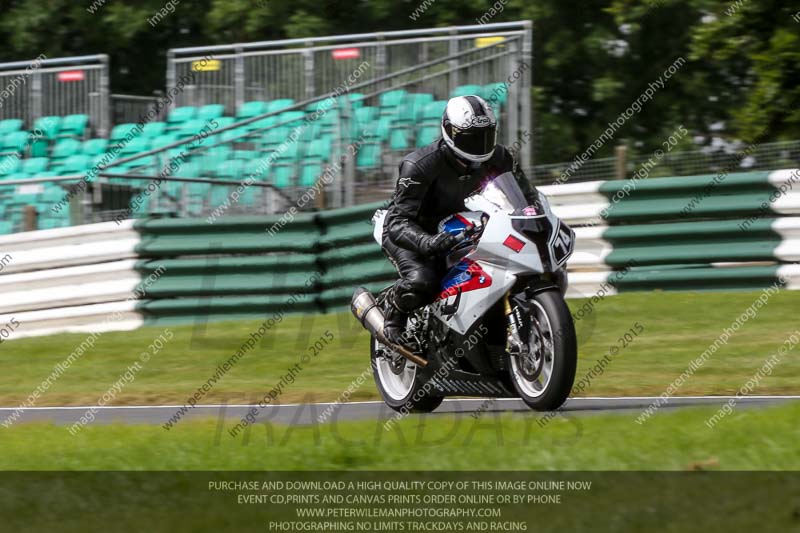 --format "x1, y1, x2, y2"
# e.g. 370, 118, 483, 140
451, 125, 496, 157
